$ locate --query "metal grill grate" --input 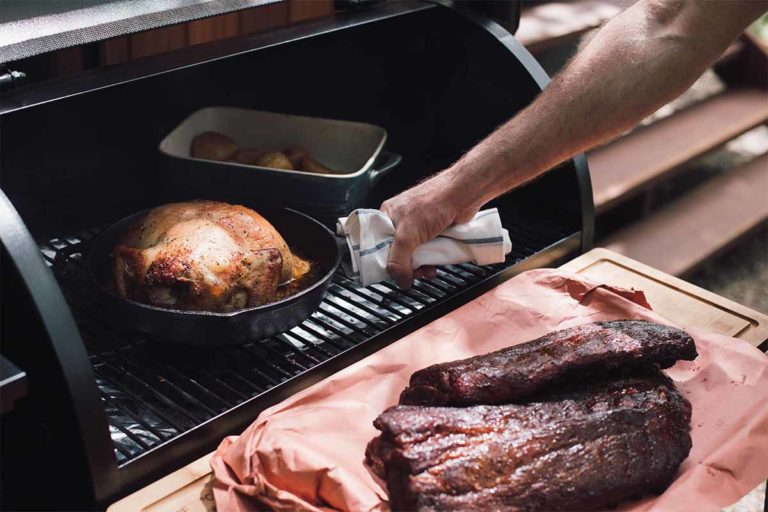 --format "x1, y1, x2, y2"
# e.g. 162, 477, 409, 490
38, 214, 572, 465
